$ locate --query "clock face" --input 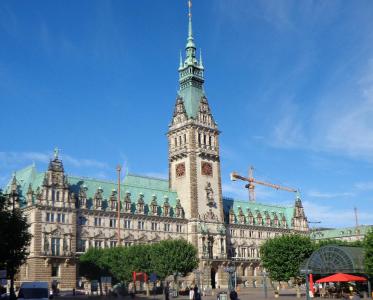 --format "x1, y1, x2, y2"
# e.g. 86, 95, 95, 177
201, 162, 213, 176
176, 163, 185, 177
